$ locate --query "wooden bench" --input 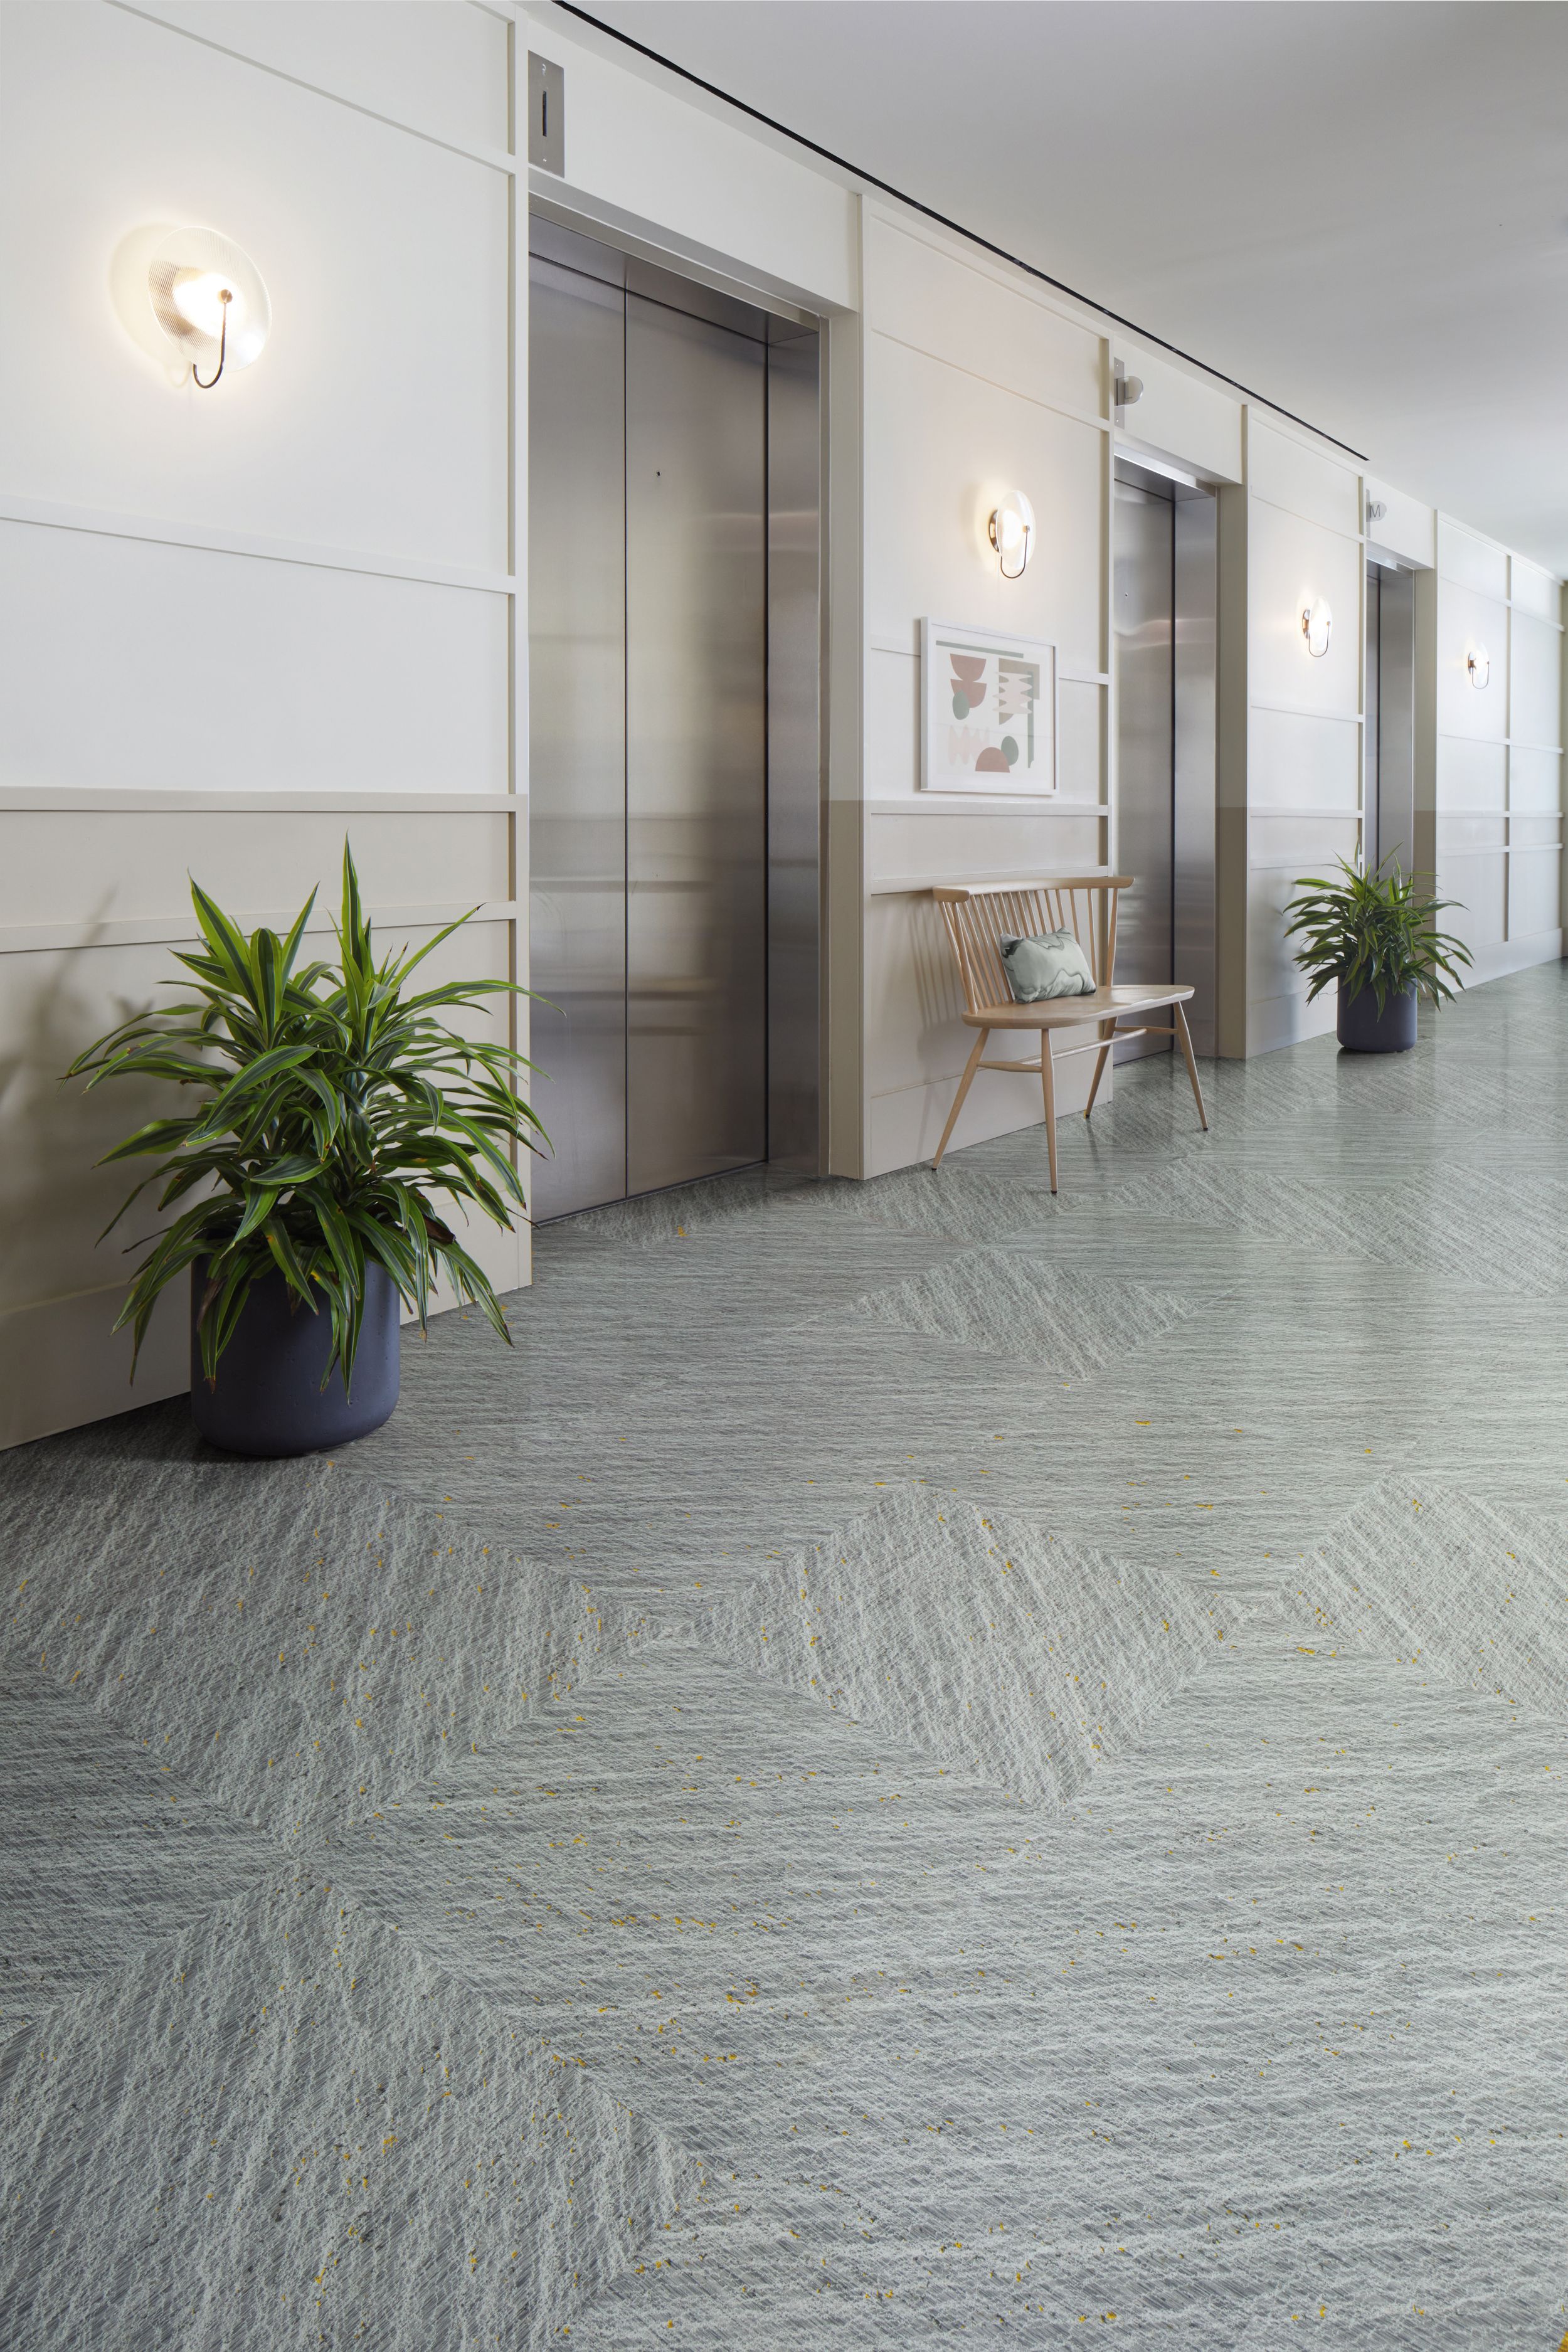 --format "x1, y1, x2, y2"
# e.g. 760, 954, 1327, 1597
930, 877, 1207, 1192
